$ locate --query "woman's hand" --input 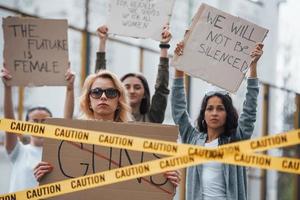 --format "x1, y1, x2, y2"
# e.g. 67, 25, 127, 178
174, 42, 185, 77
250, 43, 264, 65
97, 25, 108, 41
1, 64, 12, 86
164, 170, 181, 187
249, 43, 264, 78
33, 161, 54, 182
97, 25, 108, 52
65, 62, 75, 91
161, 24, 172, 44
174, 41, 184, 56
